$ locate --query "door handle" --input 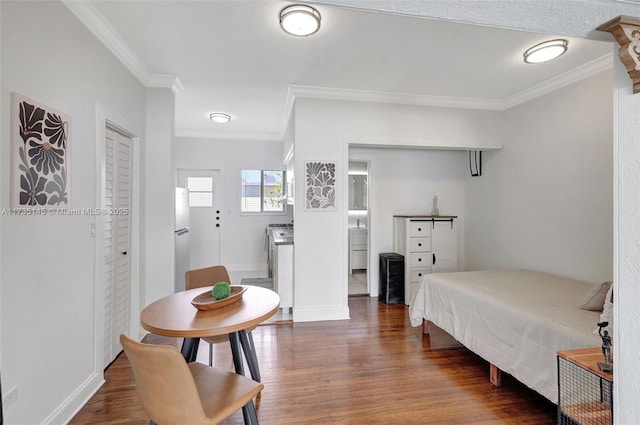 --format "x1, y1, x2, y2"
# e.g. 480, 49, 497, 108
122, 251, 128, 256
432, 253, 436, 265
